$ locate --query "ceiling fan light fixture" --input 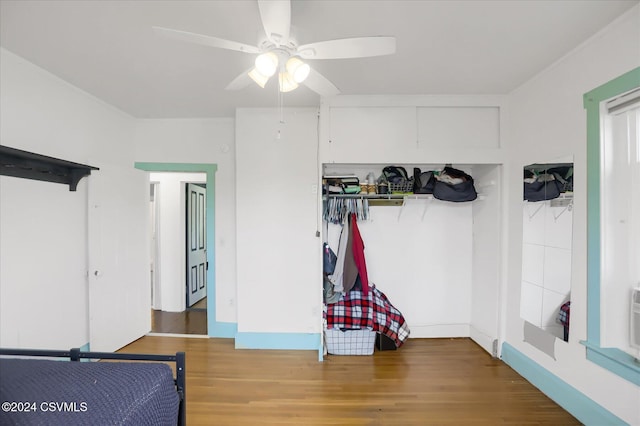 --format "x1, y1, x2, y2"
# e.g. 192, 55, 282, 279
285, 57, 310, 83
248, 68, 270, 88
278, 71, 298, 93
255, 52, 278, 77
